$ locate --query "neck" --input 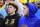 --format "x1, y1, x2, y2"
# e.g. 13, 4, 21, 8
26, 14, 29, 16
28, 14, 29, 16
10, 12, 15, 16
